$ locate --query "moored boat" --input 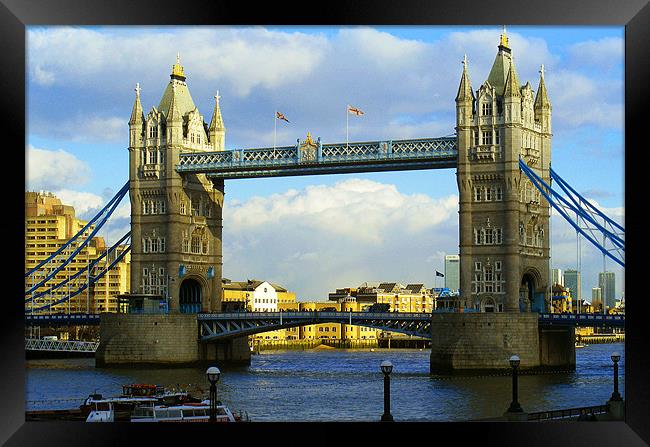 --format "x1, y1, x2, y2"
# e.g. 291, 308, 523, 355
131, 400, 248, 422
